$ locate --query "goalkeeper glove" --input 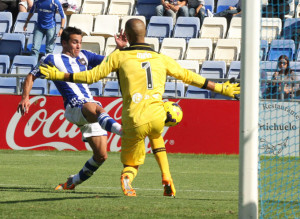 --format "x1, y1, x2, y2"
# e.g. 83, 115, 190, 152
214, 78, 240, 100
39, 63, 65, 81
